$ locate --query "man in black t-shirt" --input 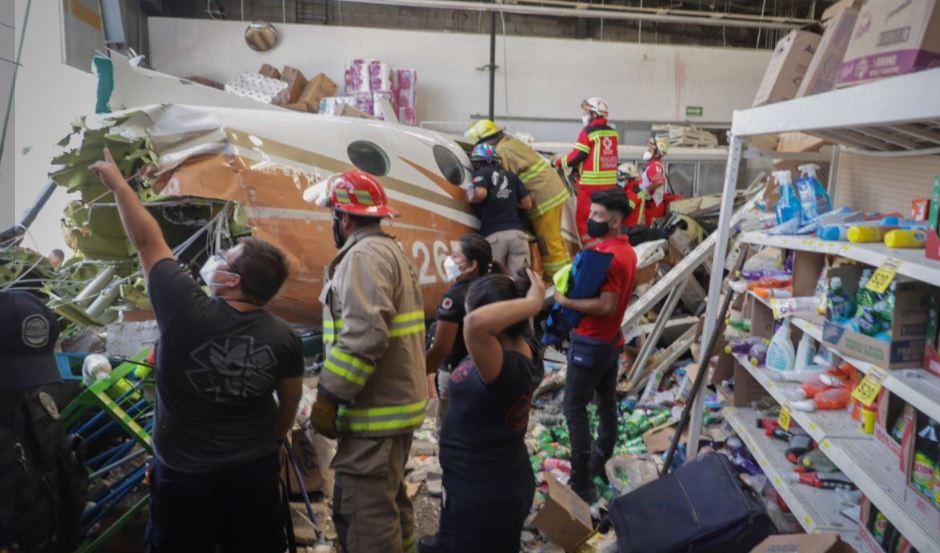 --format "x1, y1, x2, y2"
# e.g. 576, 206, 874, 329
90, 149, 303, 553
468, 144, 532, 275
